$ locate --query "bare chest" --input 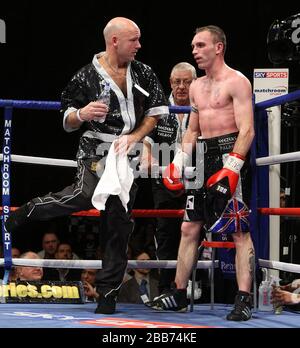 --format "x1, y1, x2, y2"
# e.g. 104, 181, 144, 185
99, 56, 128, 96
111, 74, 127, 97
195, 83, 232, 111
